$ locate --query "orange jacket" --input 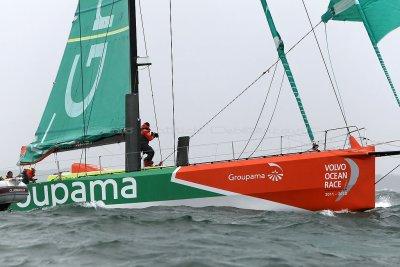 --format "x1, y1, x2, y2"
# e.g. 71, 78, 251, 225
141, 124, 155, 142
